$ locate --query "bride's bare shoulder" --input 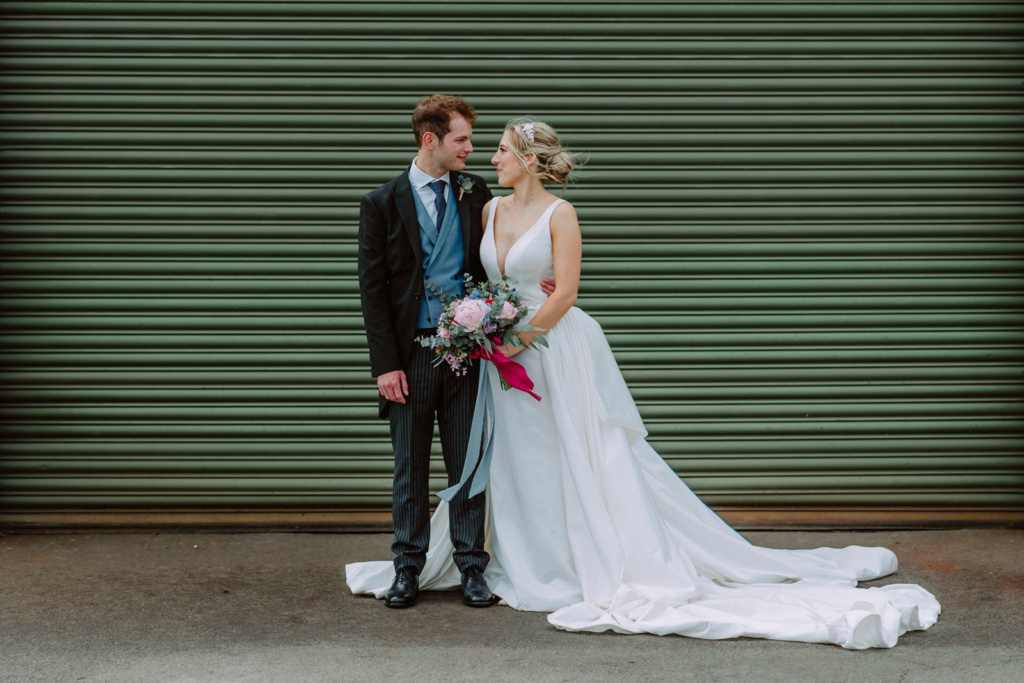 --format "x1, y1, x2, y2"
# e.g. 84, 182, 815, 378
550, 199, 580, 241
551, 199, 578, 223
